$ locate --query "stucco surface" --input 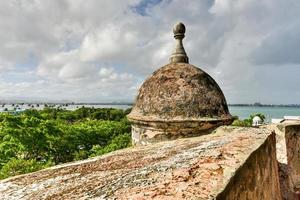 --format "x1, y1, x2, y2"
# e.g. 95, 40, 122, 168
0, 126, 278, 200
